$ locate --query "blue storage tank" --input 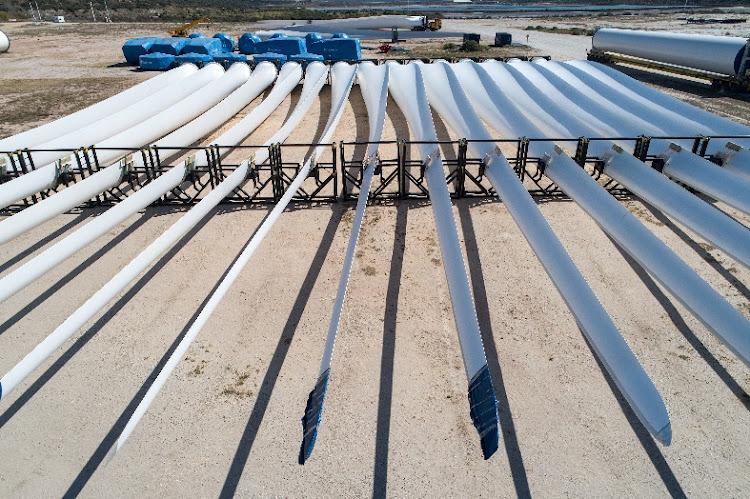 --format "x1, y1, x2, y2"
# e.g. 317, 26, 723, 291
182, 37, 223, 55
175, 53, 213, 66
332, 33, 349, 39
238, 33, 261, 55
213, 32, 235, 52
188, 32, 205, 39
253, 52, 287, 67
149, 37, 189, 56
308, 38, 362, 61
139, 53, 176, 71
270, 33, 285, 38
122, 37, 158, 65
257, 36, 306, 56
